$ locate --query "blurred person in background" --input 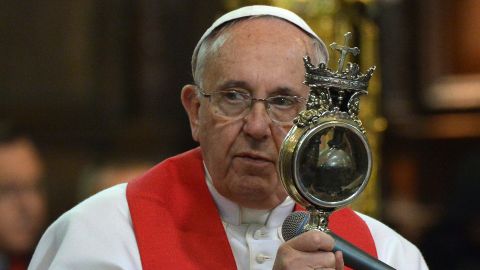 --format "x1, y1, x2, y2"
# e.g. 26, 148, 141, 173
77, 159, 152, 201
0, 123, 47, 270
